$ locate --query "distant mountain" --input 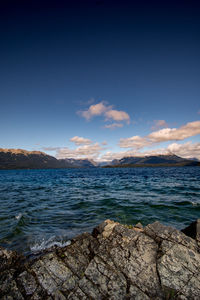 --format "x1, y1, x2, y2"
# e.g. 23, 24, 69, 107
1, 149, 199, 170
98, 161, 110, 167
187, 157, 200, 162
0, 148, 62, 169
59, 158, 97, 168
105, 154, 200, 167
0, 148, 98, 169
